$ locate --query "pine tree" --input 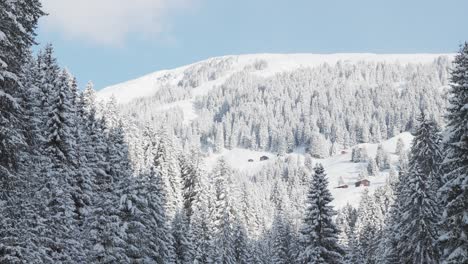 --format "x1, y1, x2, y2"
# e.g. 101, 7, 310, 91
232, 219, 250, 264
106, 120, 132, 180
354, 189, 382, 264
271, 208, 298, 264
385, 112, 442, 264
153, 129, 183, 220
143, 167, 176, 263
409, 112, 443, 177
179, 149, 201, 222
119, 176, 148, 263
211, 158, 236, 264
375, 144, 389, 170
45, 68, 77, 162
395, 137, 405, 155
397, 164, 440, 263
298, 163, 344, 264
438, 42, 468, 264
336, 204, 358, 264
40, 67, 83, 262
214, 123, 225, 152
172, 210, 194, 264
192, 201, 214, 263
398, 112, 442, 263
0, 12, 45, 262
83, 105, 128, 263
71, 89, 96, 228
0, 0, 43, 174
367, 158, 379, 176
192, 179, 214, 264
351, 147, 361, 163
